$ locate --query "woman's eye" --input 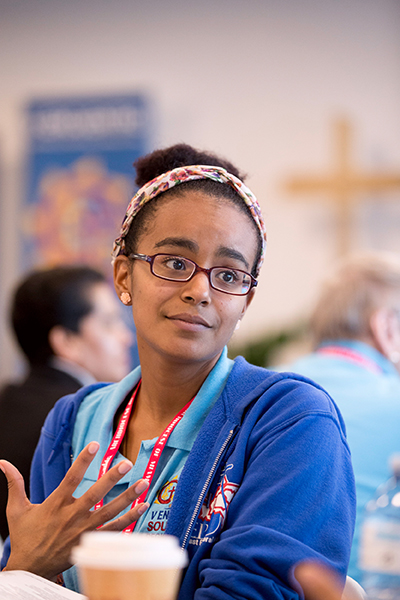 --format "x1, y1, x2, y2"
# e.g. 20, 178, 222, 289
219, 270, 239, 284
165, 257, 187, 271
